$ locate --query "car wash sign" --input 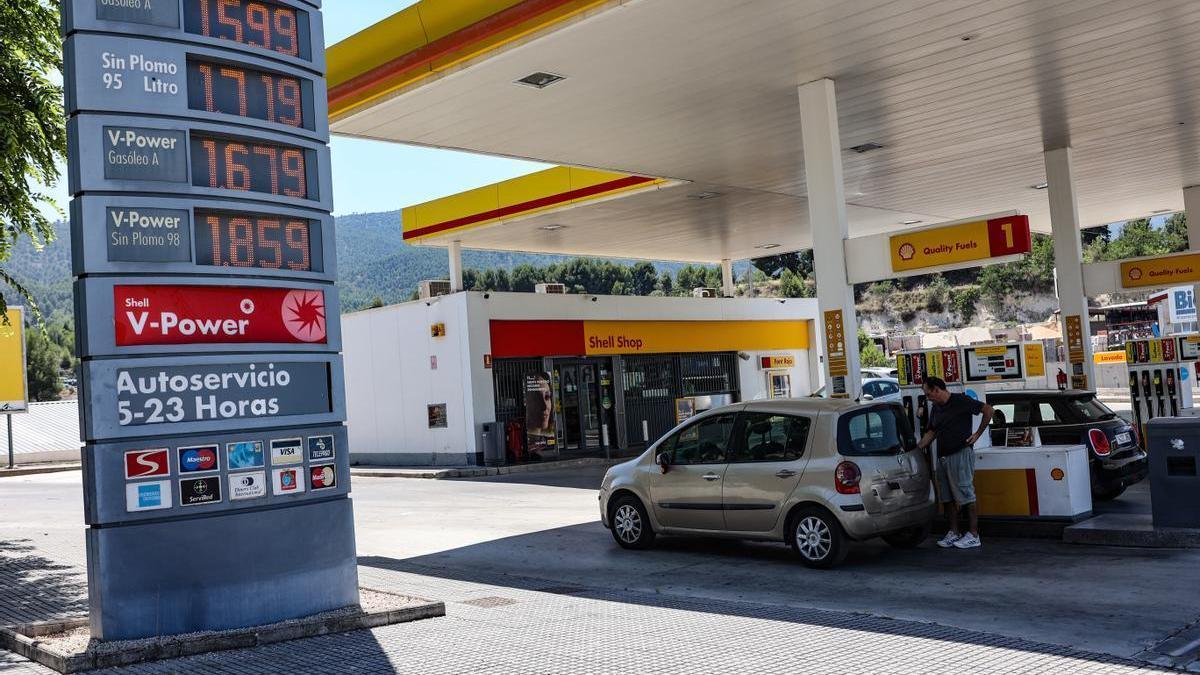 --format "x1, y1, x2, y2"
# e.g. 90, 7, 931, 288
64, 0, 358, 642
